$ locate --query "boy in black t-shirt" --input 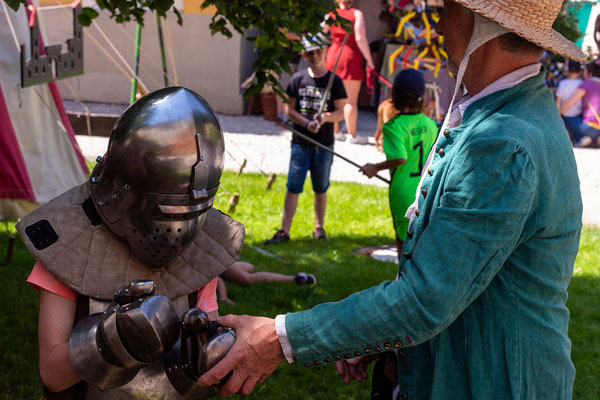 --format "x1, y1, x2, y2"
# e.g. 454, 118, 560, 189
265, 35, 347, 244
